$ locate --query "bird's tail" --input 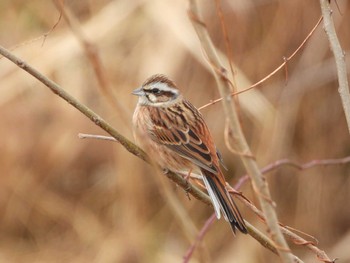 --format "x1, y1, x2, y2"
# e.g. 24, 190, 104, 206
202, 170, 247, 234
